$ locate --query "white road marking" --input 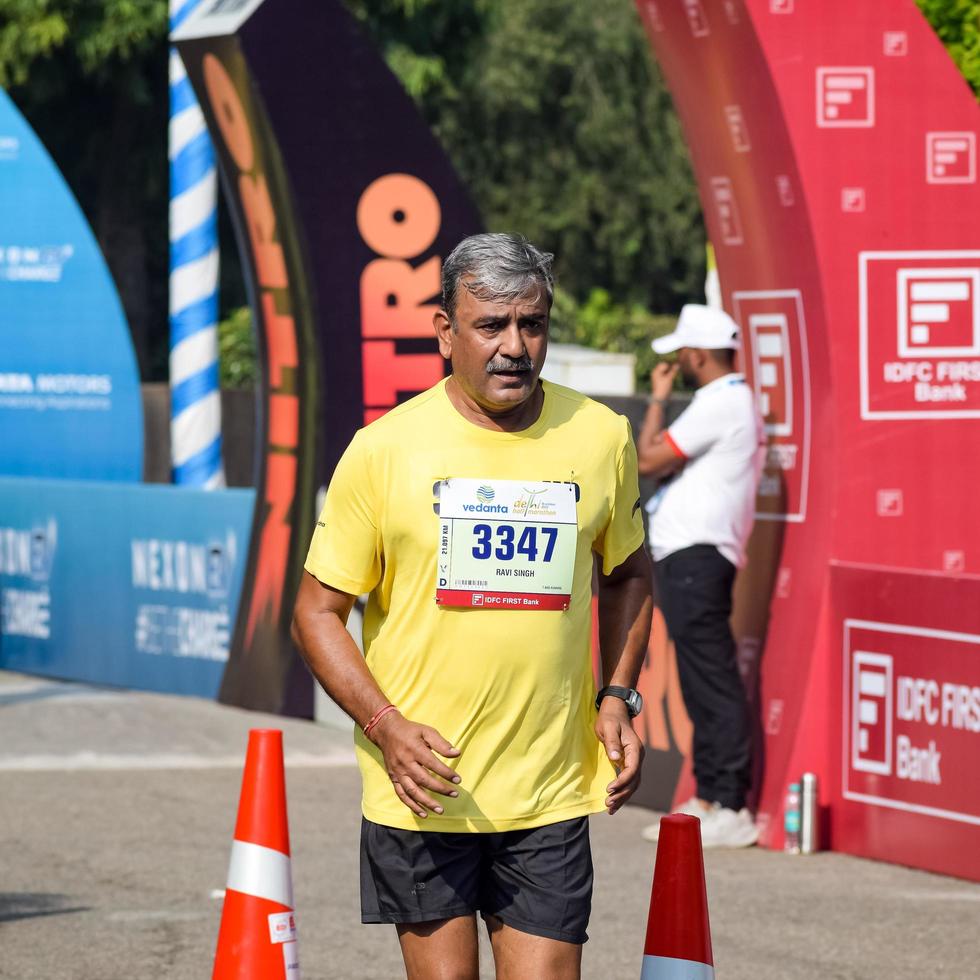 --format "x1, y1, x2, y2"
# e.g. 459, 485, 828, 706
0, 749, 356, 772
